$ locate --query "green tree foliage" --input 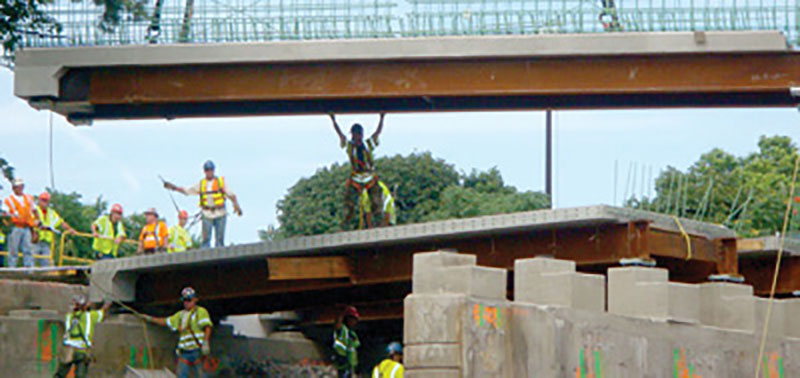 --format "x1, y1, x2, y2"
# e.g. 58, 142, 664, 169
271, 152, 550, 238
633, 135, 799, 237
